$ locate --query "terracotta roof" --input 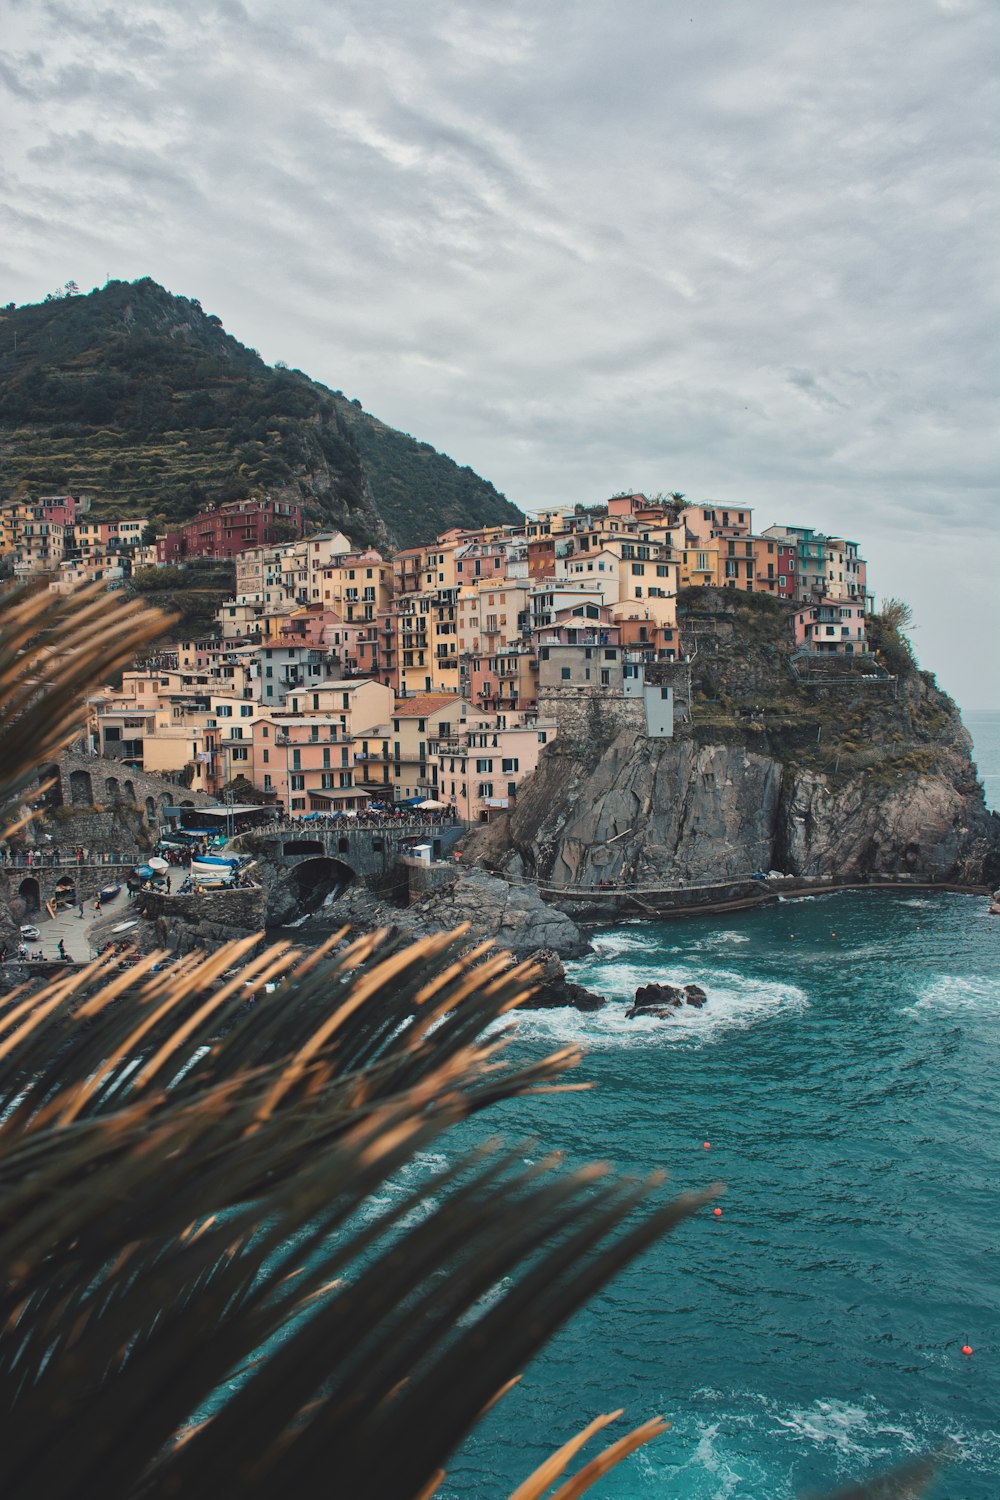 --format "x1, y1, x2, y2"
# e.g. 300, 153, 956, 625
393, 693, 464, 718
